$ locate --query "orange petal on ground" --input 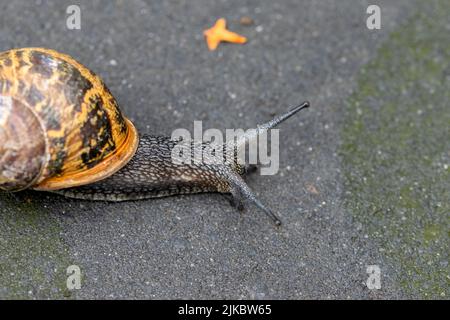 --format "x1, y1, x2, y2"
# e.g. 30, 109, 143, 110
203, 18, 247, 51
